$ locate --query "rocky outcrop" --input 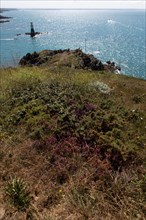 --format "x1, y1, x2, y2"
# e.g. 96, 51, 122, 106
80, 52, 104, 71
0, 15, 12, 23
19, 49, 70, 66
19, 49, 121, 72
105, 60, 121, 72
0, 20, 10, 23
25, 32, 42, 36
